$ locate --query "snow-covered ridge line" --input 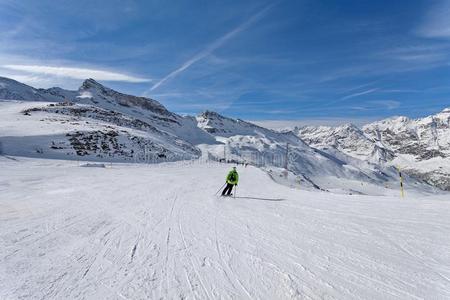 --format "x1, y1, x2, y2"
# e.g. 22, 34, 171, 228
292, 107, 450, 190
